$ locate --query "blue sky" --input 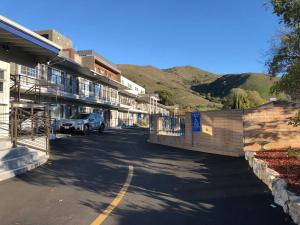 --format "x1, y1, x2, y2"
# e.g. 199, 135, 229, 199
1, 0, 280, 74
